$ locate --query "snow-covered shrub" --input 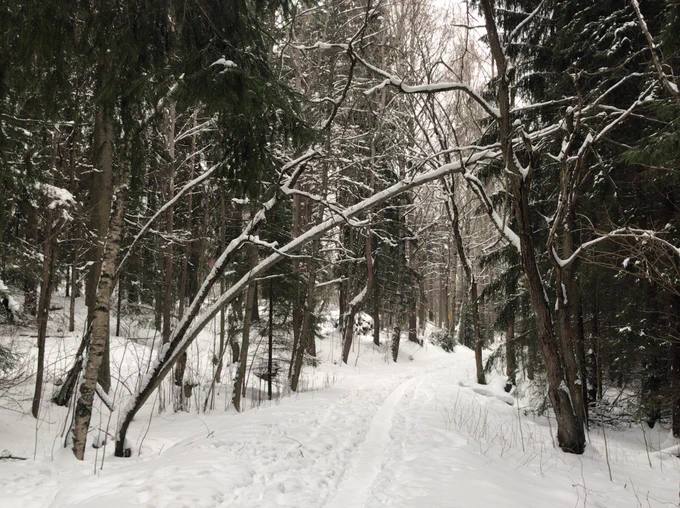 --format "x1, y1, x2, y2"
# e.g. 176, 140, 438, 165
430, 330, 456, 352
